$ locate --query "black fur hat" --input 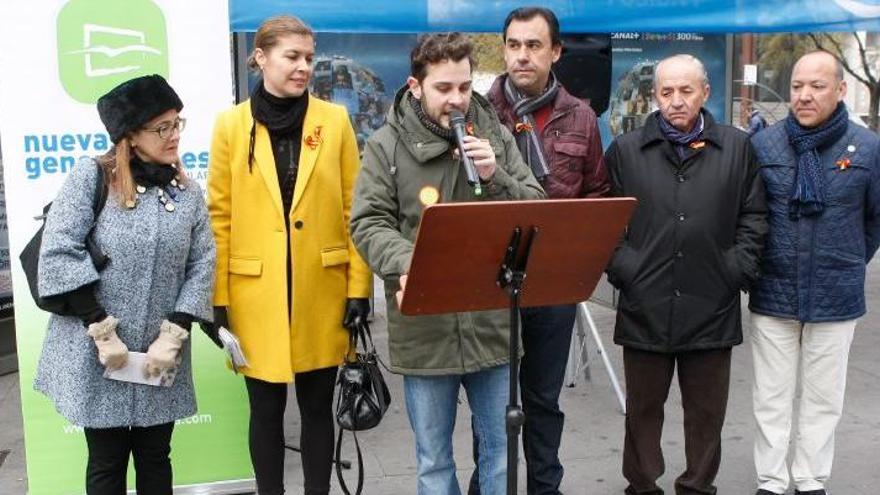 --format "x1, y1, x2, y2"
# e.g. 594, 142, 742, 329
97, 74, 183, 143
